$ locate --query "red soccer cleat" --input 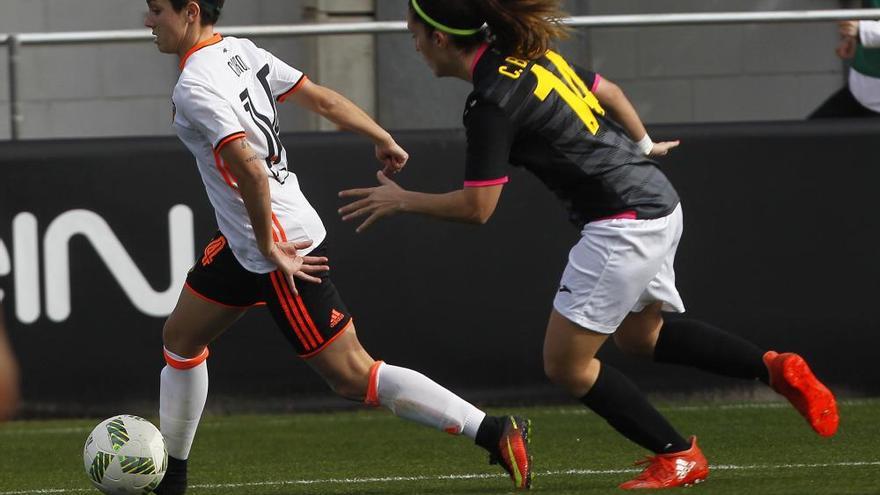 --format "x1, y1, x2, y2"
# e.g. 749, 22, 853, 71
489, 415, 532, 489
619, 436, 708, 490
764, 351, 839, 437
